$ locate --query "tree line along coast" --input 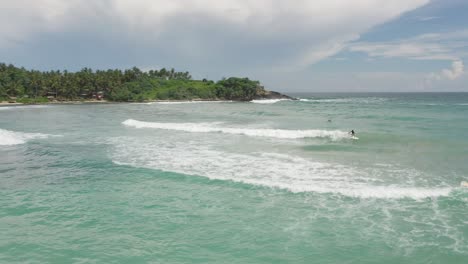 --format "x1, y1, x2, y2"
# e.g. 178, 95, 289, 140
0, 63, 292, 104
